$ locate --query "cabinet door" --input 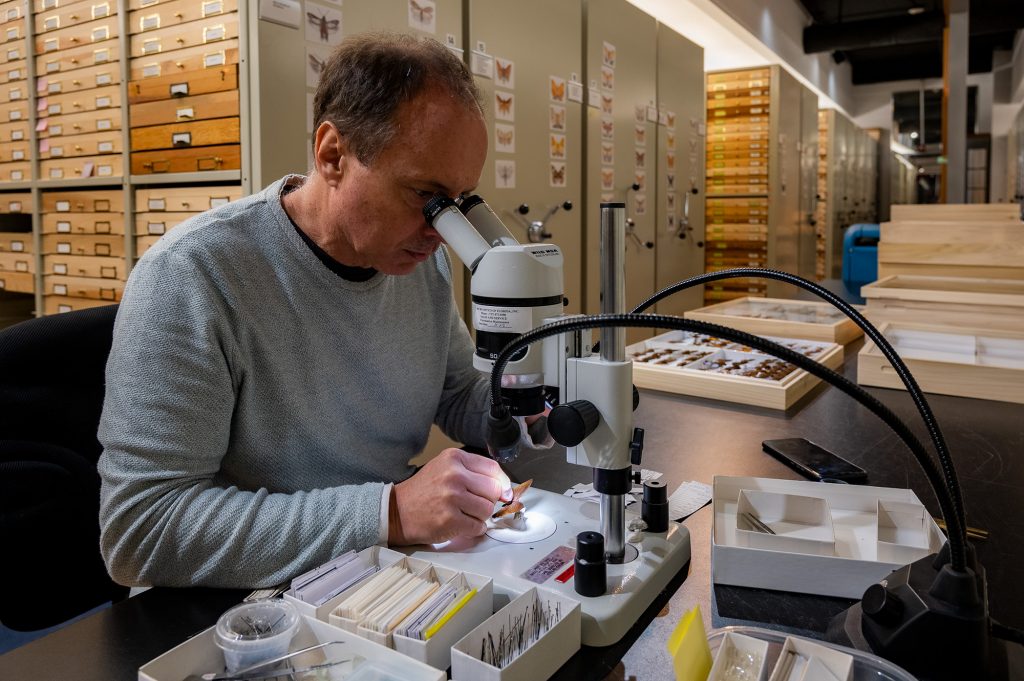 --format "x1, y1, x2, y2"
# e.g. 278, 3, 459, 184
467, 0, 584, 314
796, 85, 818, 281
584, 0, 656, 344
654, 23, 704, 316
